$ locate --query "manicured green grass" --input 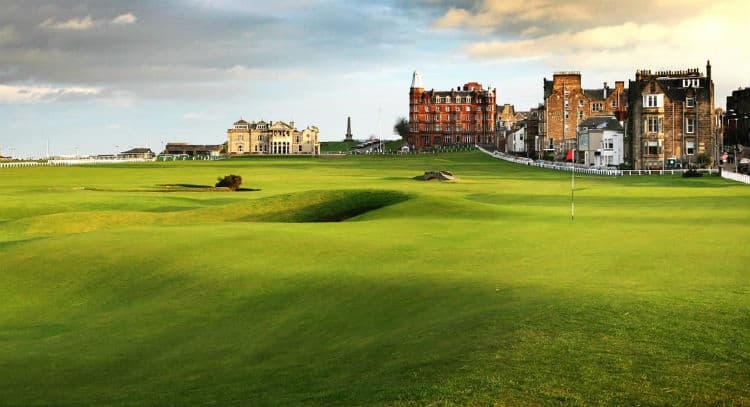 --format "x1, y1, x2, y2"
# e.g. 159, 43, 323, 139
1, 152, 749, 406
